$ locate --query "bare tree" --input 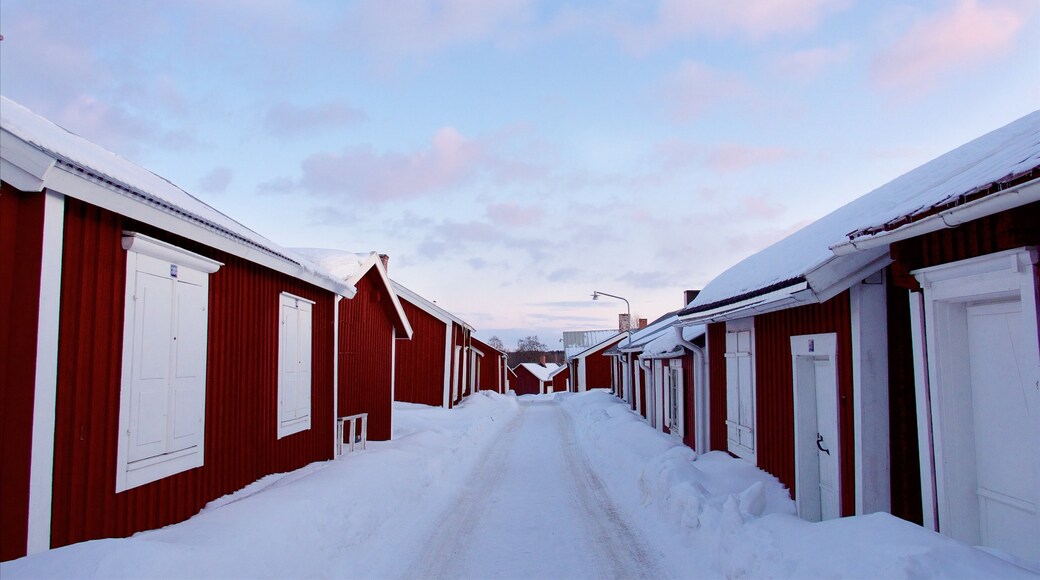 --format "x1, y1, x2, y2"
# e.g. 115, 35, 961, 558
516, 335, 548, 352
487, 336, 507, 352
